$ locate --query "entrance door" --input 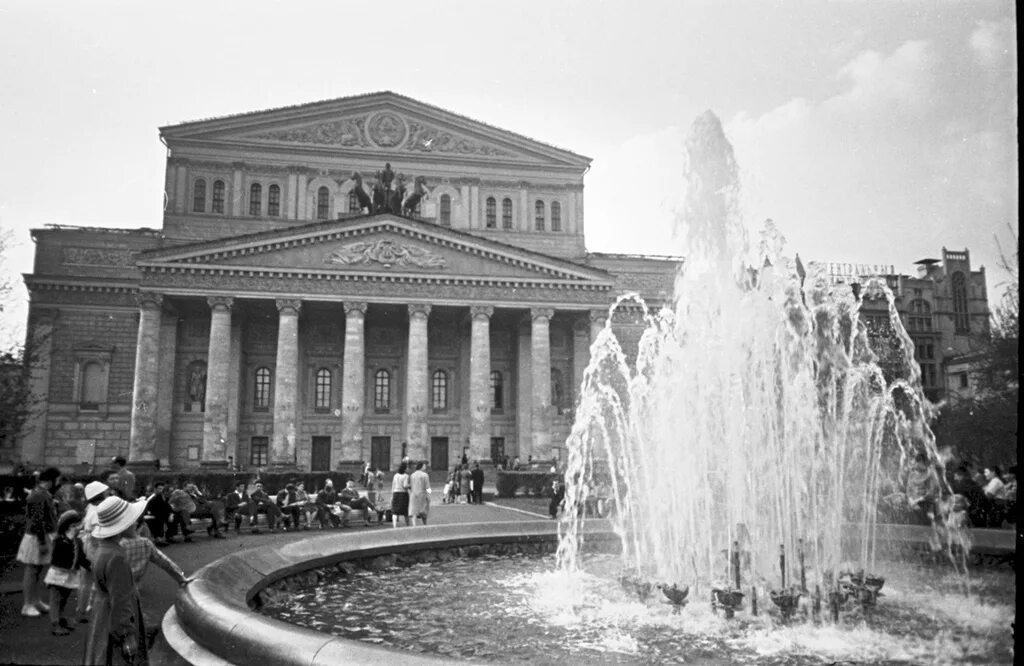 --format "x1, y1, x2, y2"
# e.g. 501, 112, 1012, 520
430, 437, 449, 471
490, 437, 505, 464
371, 436, 391, 472
311, 436, 331, 472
